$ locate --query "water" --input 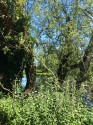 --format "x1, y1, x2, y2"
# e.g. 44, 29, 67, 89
82, 94, 93, 108
22, 76, 27, 88
22, 76, 40, 88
